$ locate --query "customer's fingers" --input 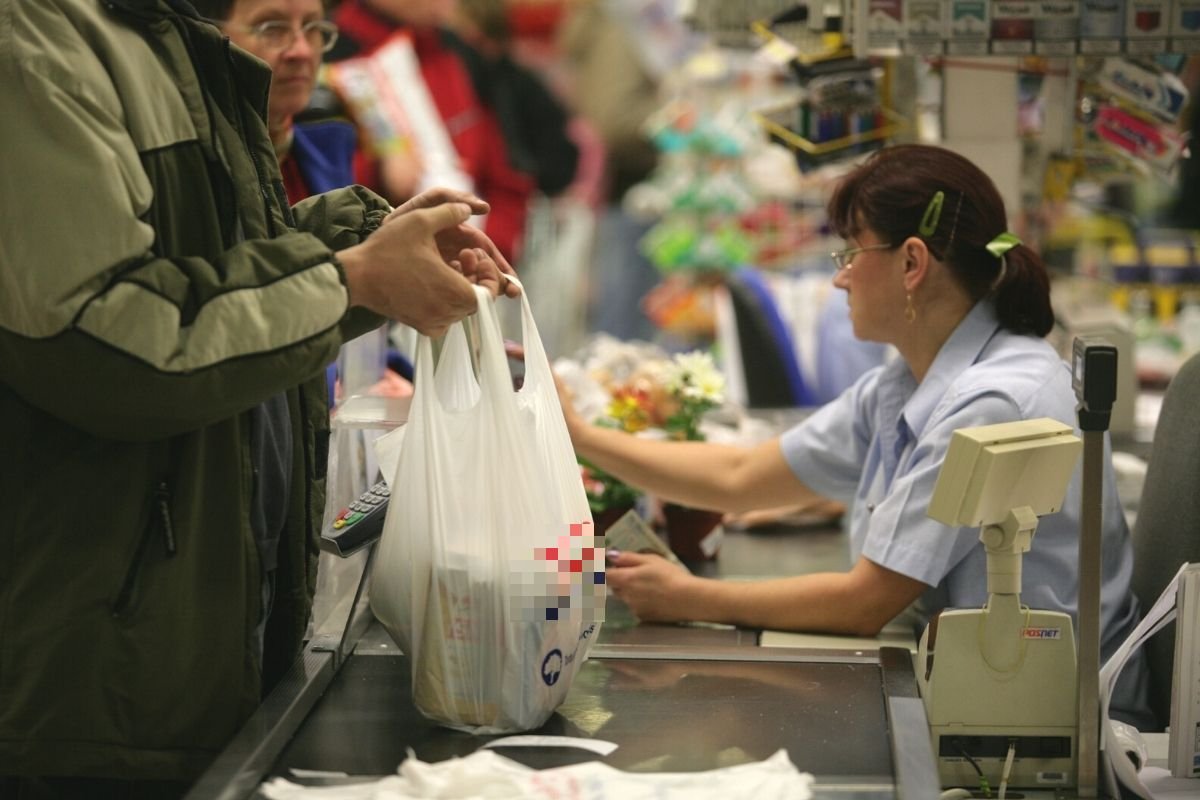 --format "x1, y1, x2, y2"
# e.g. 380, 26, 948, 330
386, 188, 489, 221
